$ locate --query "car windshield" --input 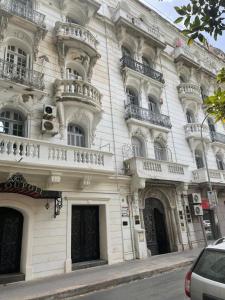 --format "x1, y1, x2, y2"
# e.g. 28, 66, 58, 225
193, 249, 225, 284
